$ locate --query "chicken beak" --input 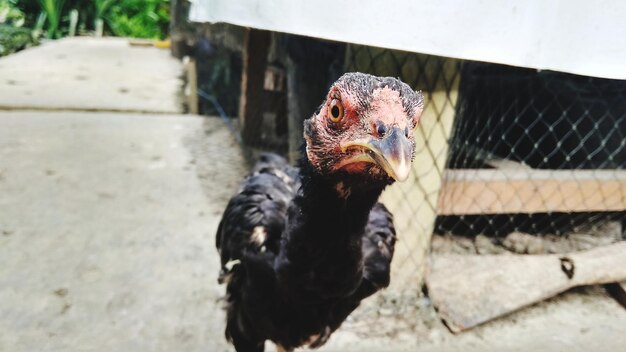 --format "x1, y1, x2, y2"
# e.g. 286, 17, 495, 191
339, 127, 413, 182
368, 127, 413, 182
